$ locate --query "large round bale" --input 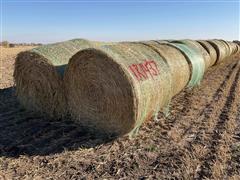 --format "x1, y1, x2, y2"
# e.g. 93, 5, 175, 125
14, 39, 104, 118
136, 41, 190, 96
227, 41, 238, 55
64, 43, 172, 136
207, 40, 229, 64
169, 42, 205, 87
197, 40, 217, 66
218, 39, 232, 57
170, 39, 211, 71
